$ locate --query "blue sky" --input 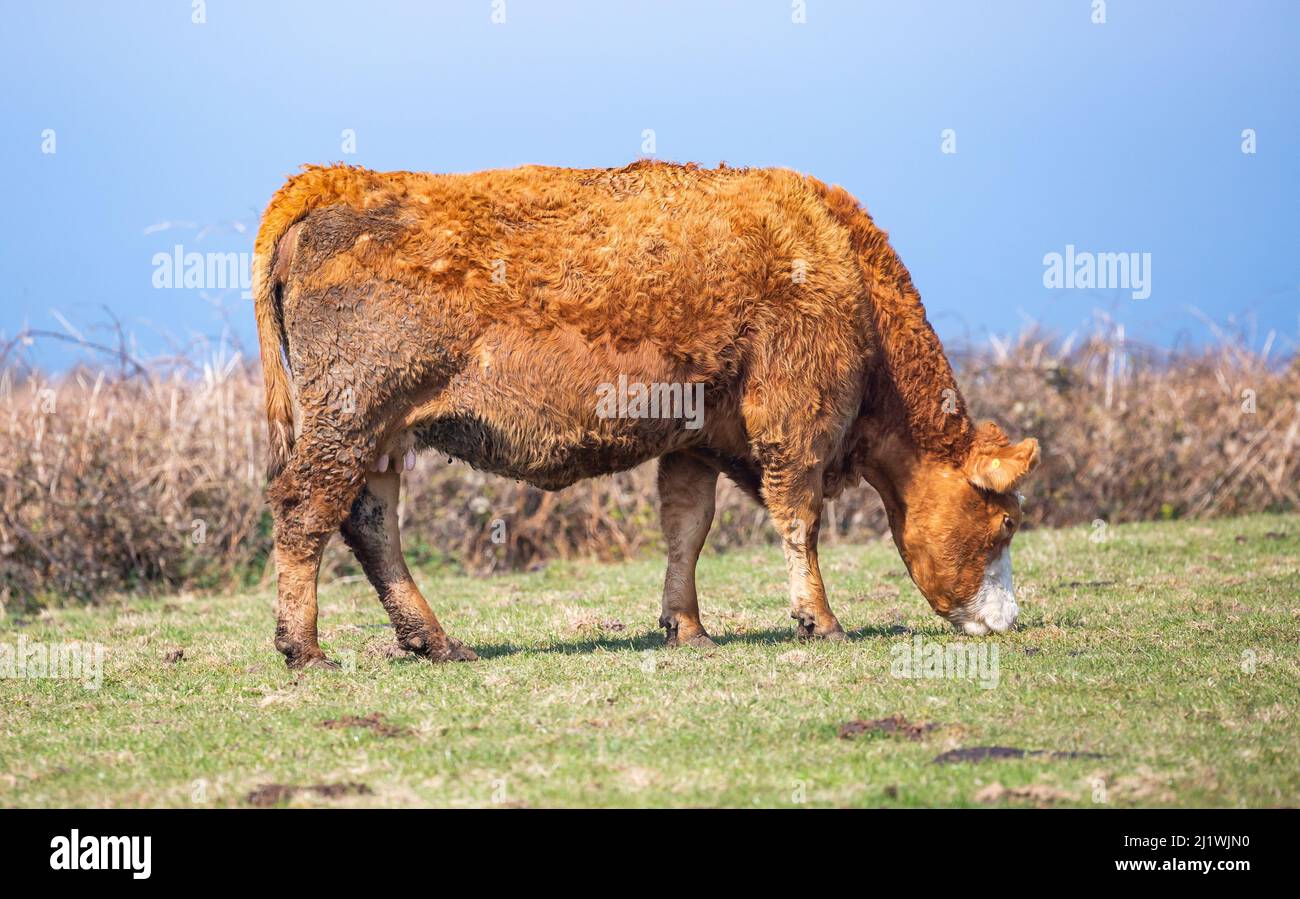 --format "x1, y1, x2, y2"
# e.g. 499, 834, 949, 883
3, 1, 1297, 368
